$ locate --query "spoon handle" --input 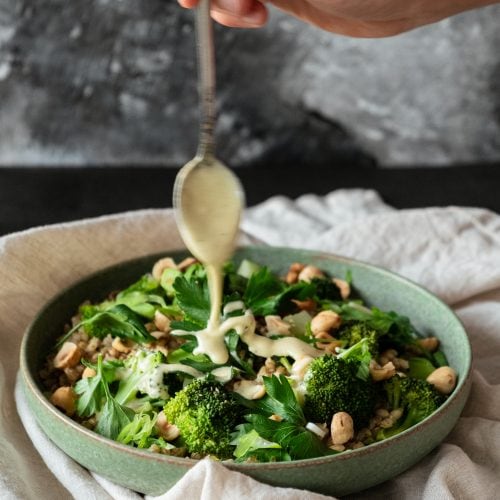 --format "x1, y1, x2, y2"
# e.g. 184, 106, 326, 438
196, 0, 216, 158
